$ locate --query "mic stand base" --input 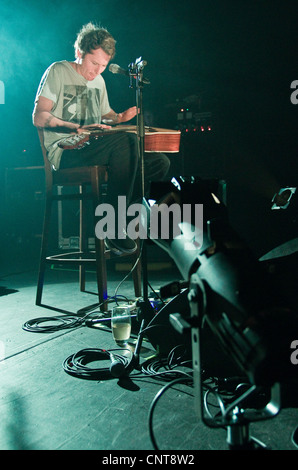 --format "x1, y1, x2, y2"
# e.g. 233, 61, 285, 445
226, 409, 268, 450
